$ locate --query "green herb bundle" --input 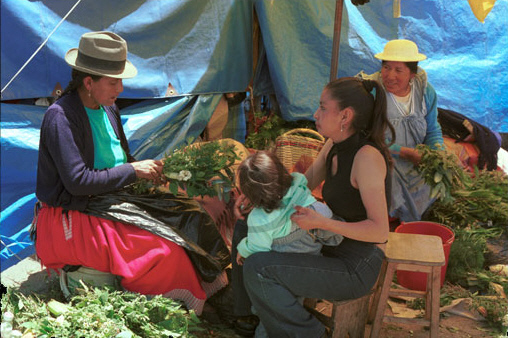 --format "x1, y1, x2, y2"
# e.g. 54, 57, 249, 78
163, 140, 240, 198
131, 140, 241, 199
416, 145, 508, 228
244, 110, 317, 150
415, 144, 469, 203
446, 227, 490, 285
245, 111, 286, 150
